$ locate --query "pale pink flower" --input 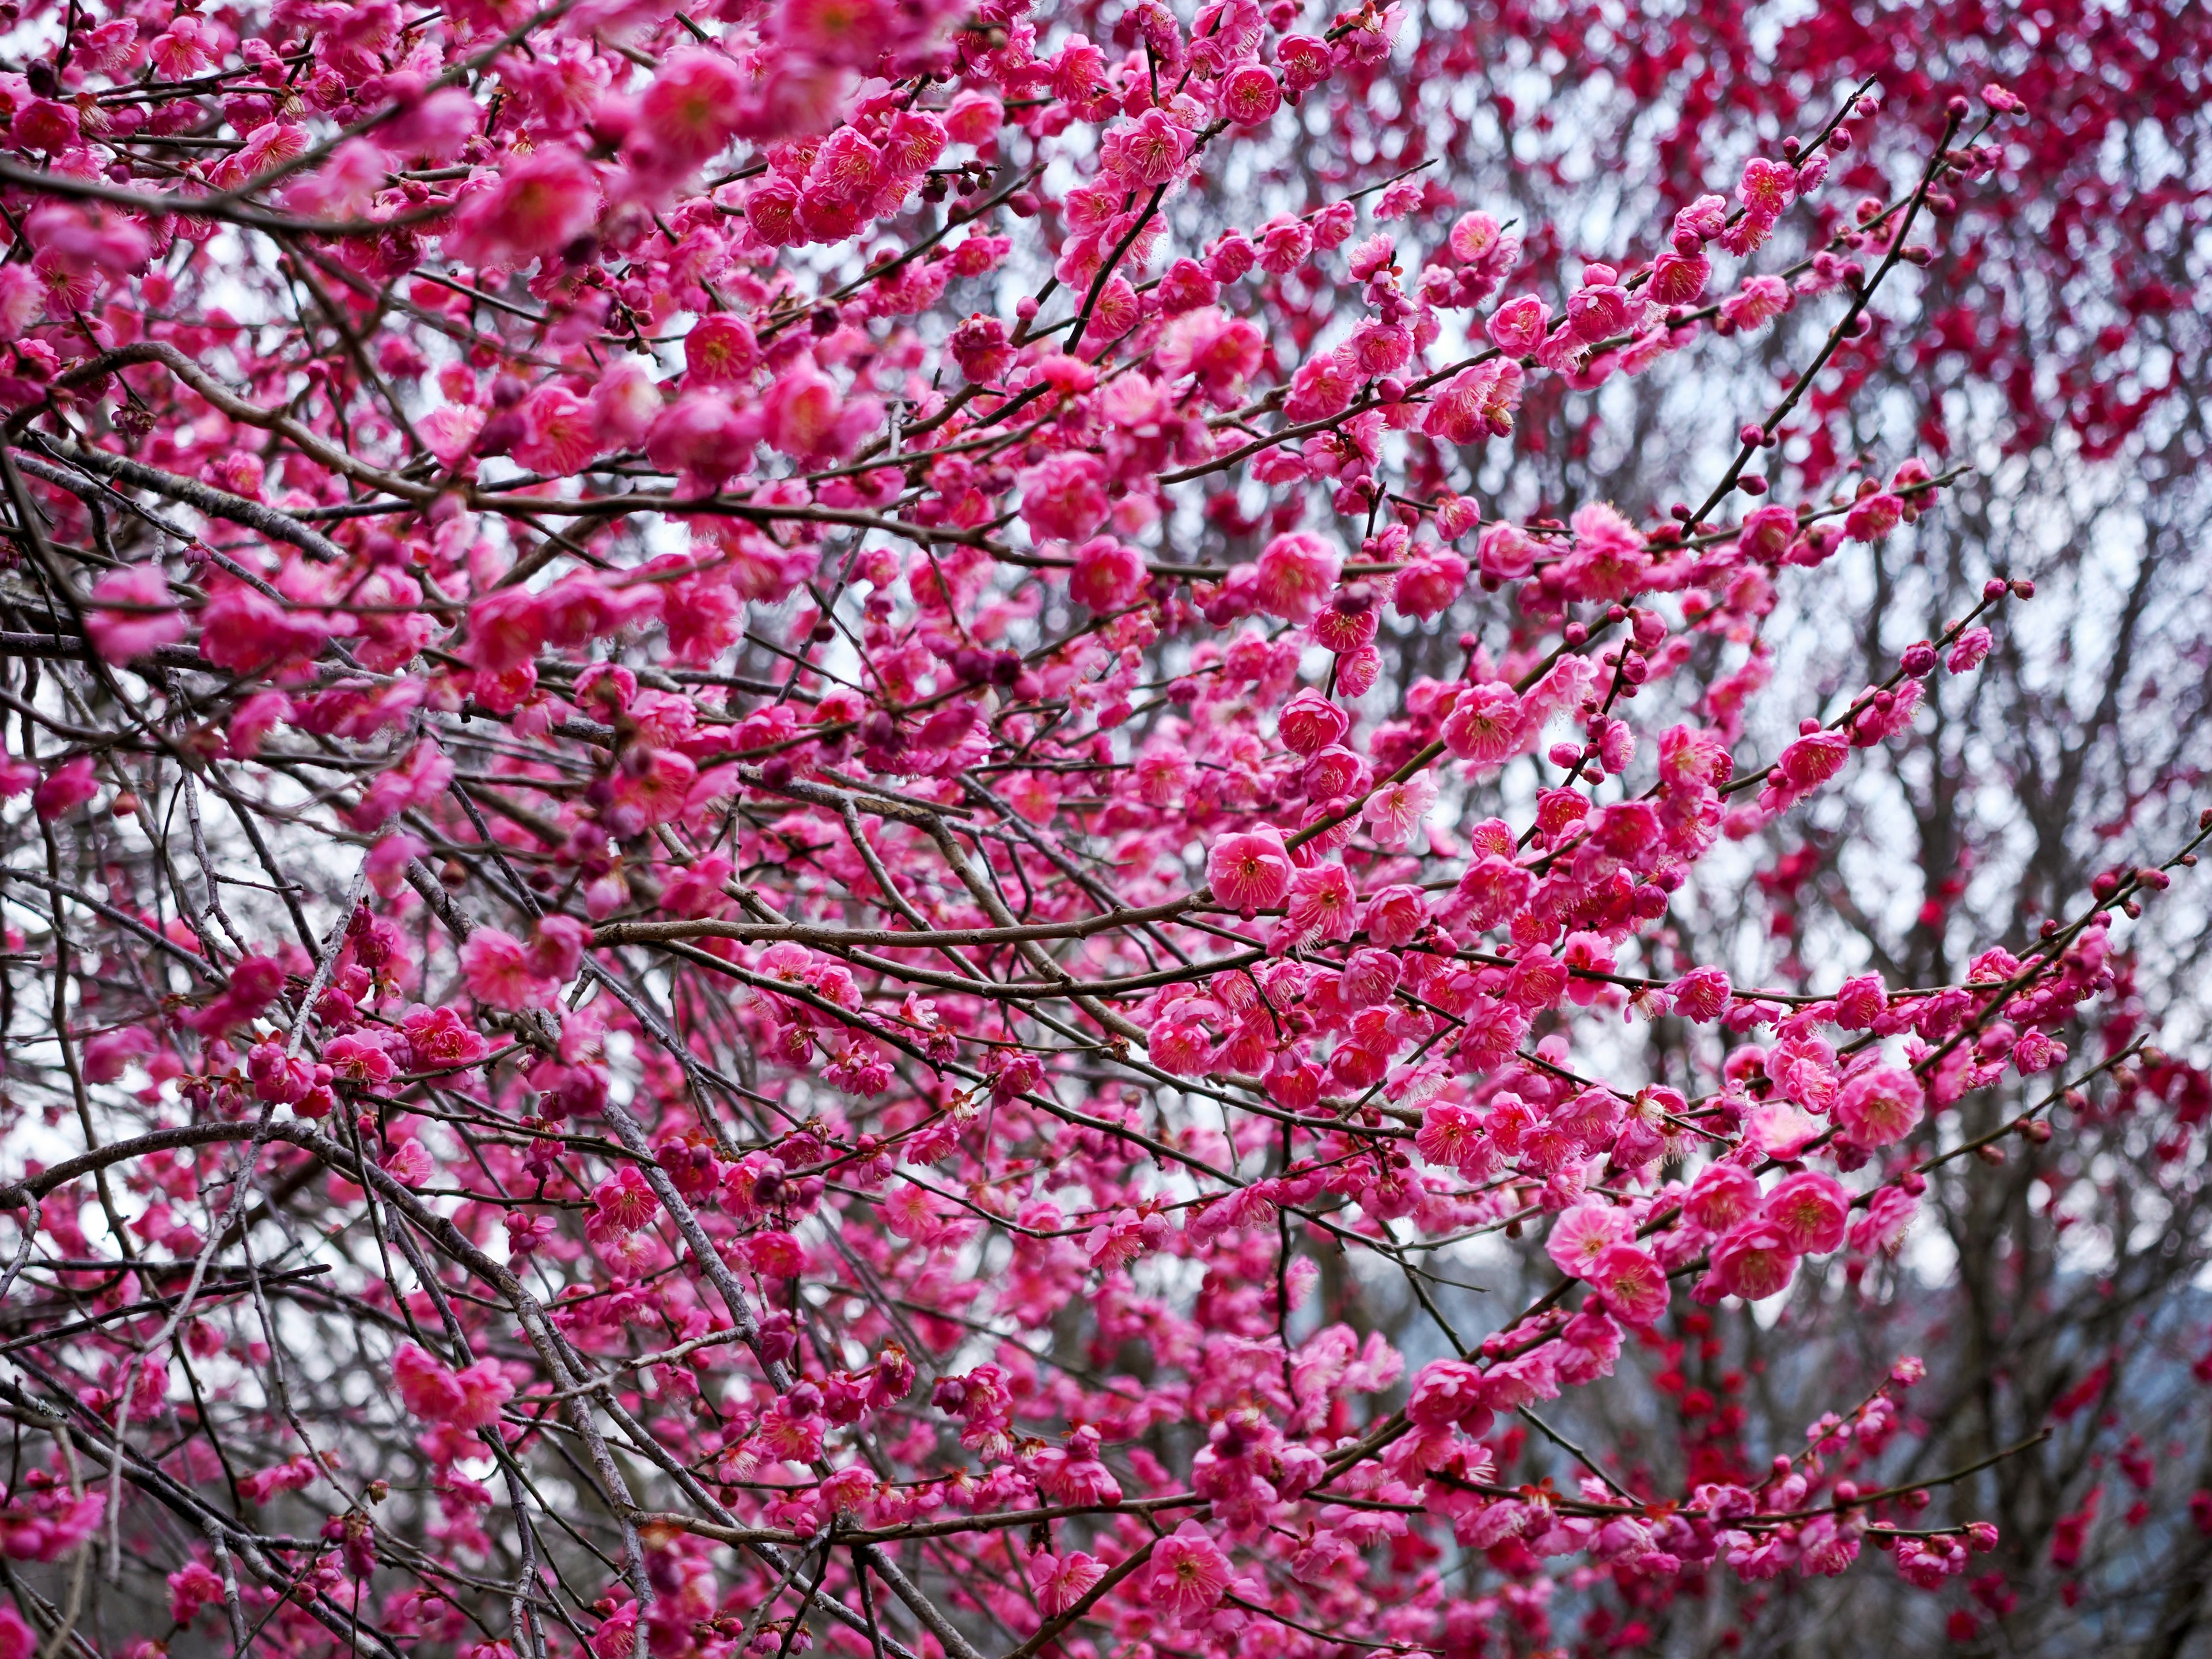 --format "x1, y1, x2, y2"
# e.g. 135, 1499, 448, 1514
1746, 1101, 1823, 1159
